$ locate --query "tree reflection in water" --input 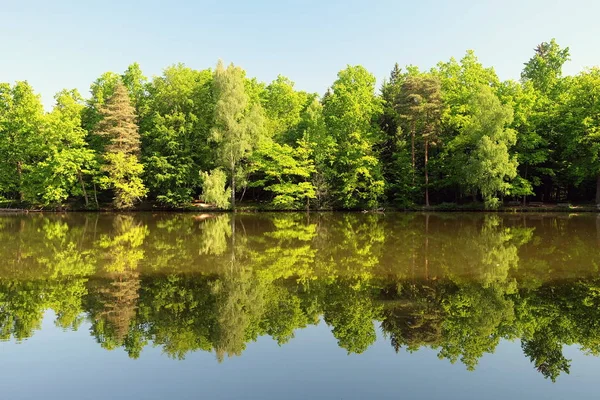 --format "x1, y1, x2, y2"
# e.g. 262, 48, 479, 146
0, 212, 599, 381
